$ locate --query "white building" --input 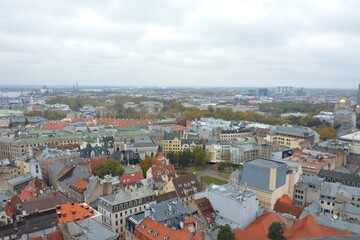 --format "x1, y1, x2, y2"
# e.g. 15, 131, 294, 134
200, 184, 261, 229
